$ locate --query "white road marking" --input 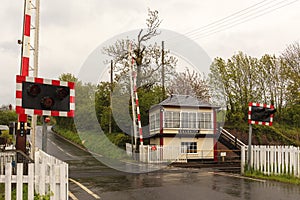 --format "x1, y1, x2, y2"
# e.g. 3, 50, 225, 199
210, 172, 267, 182
69, 178, 101, 199
69, 191, 79, 200
50, 140, 74, 158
